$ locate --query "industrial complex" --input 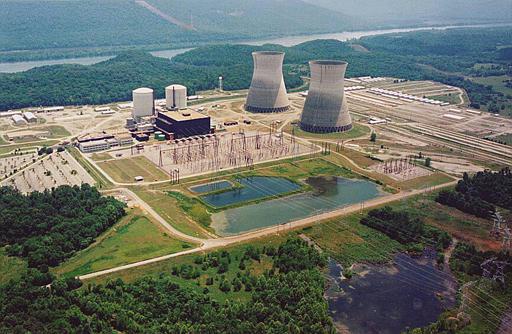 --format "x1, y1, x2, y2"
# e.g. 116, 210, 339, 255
0, 50, 510, 202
